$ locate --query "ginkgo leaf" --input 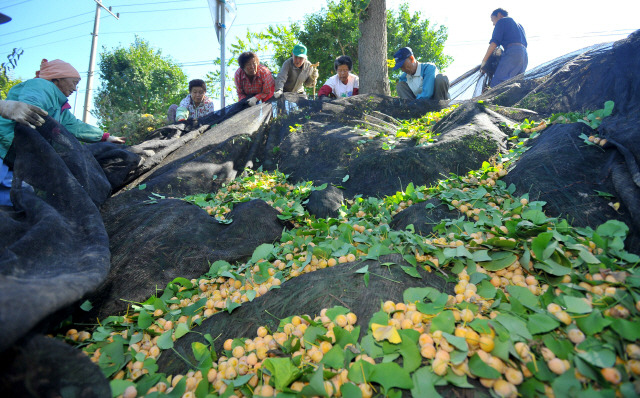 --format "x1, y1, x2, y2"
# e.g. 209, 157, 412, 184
371, 323, 402, 344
